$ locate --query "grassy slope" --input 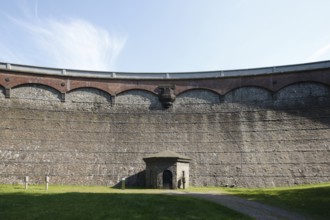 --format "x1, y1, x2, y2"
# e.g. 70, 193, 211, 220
0, 185, 251, 220
190, 183, 330, 220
